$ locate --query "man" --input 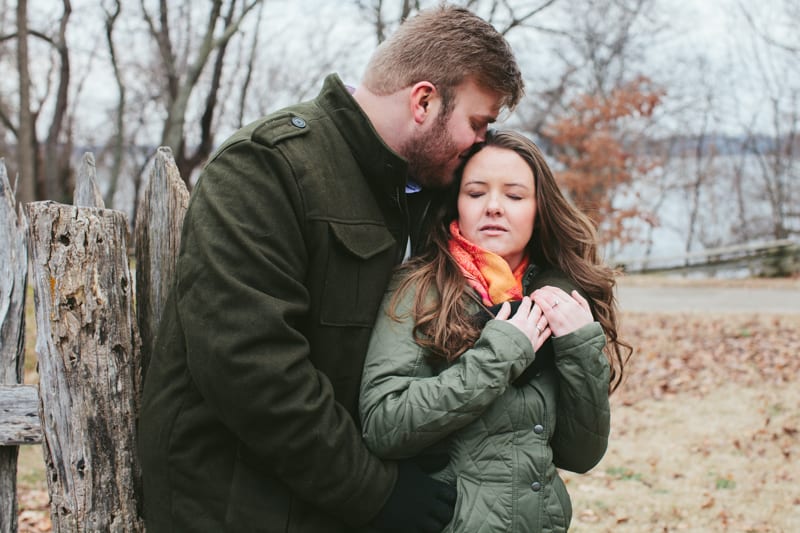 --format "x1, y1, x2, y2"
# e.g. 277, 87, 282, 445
138, 4, 524, 532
